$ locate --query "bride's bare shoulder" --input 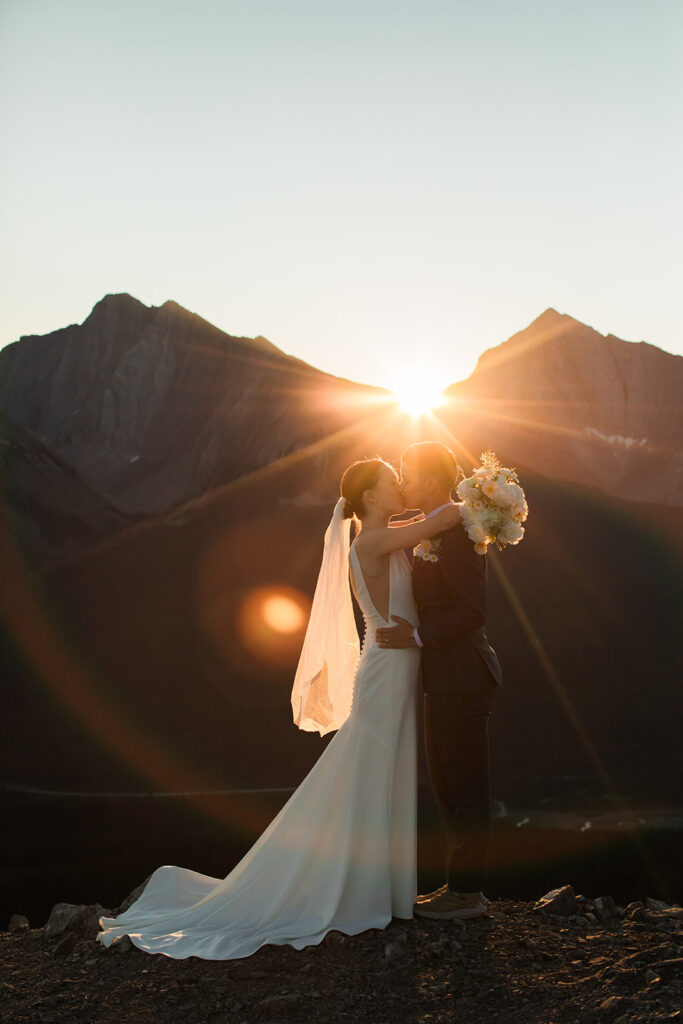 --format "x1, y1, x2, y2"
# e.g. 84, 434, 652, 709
351, 532, 389, 573
352, 530, 384, 557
